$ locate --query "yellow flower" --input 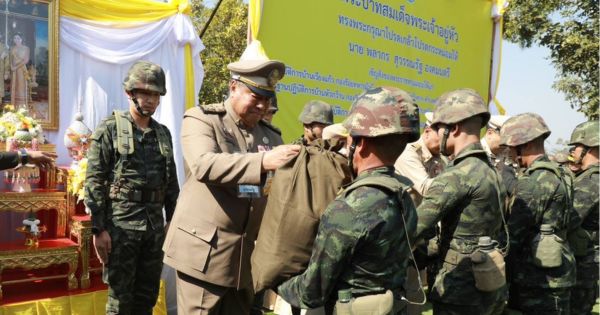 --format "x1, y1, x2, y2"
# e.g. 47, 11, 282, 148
3, 122, 15, 136
68, 158, 88, 201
